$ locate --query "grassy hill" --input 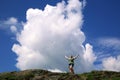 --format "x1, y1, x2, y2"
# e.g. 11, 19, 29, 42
0, 69, 120, 80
